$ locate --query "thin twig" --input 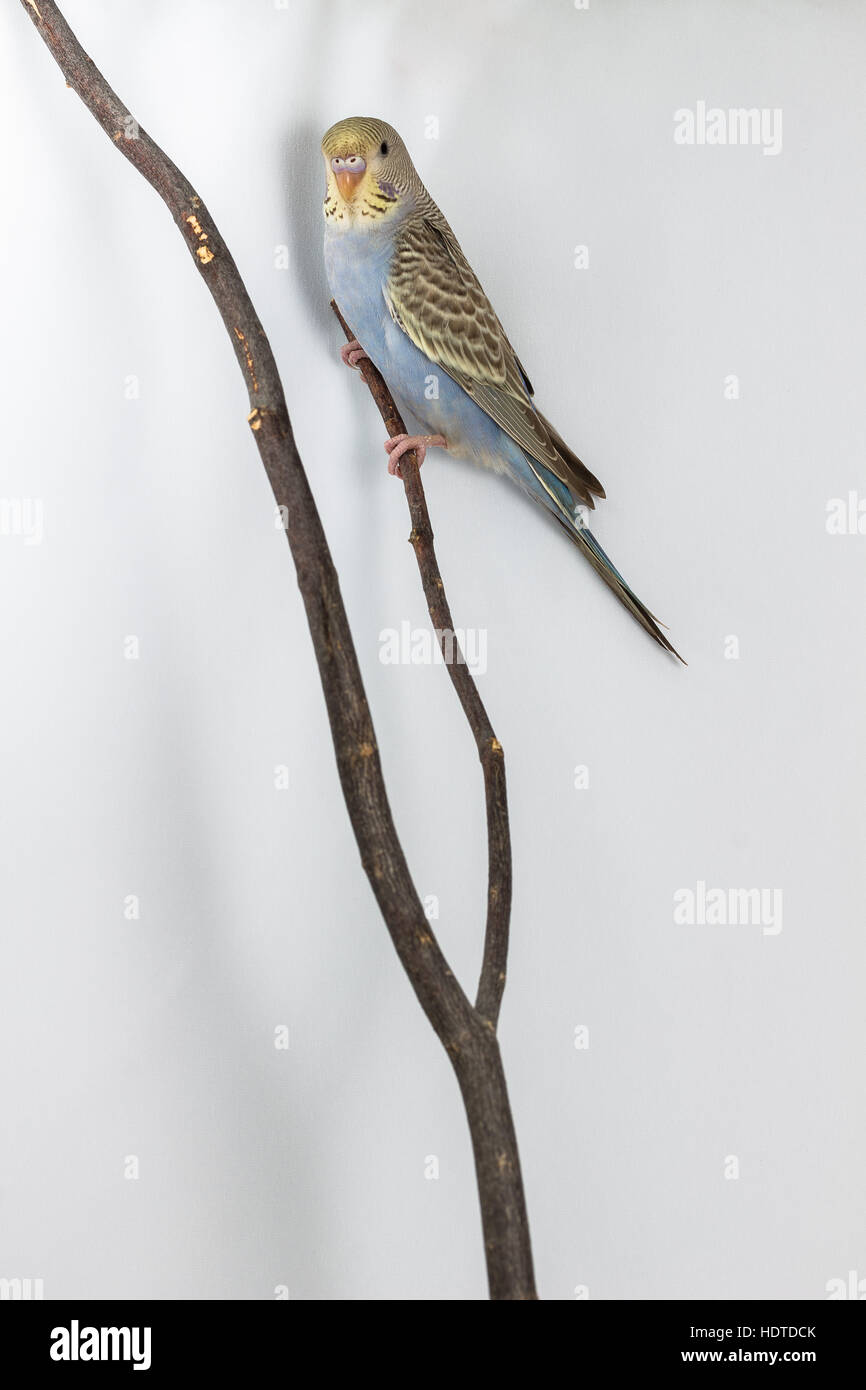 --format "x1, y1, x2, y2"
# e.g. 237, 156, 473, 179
19, 0, 536, 1299
330, 302, 512, 1027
